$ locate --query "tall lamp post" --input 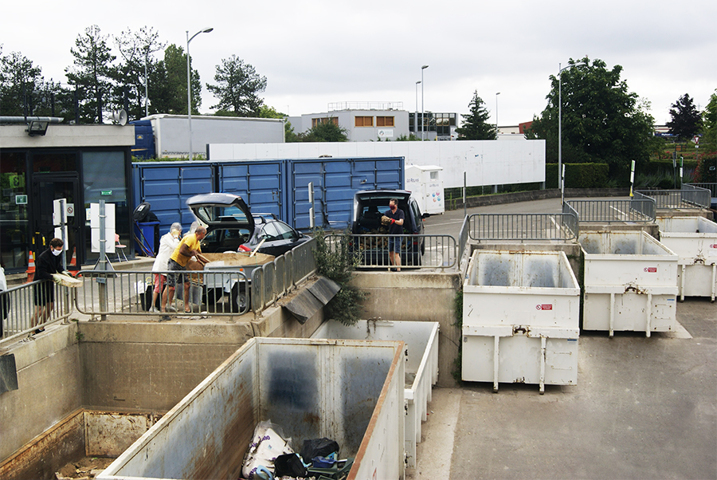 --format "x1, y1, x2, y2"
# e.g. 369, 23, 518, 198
495, 92, 501, 135
415, 81, 421, 137
421, 65, 428, 140
558, 61, 583, 191
187, 27, 213, 161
